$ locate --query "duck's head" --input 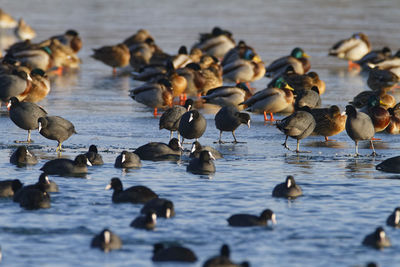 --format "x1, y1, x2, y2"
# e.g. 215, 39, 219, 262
291, 47, 309, 59
274, 77, 294, 91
